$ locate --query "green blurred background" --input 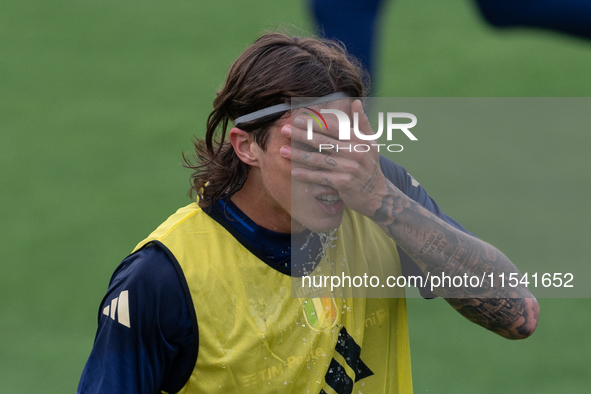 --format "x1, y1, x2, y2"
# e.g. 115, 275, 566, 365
1, 0, 590, 392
